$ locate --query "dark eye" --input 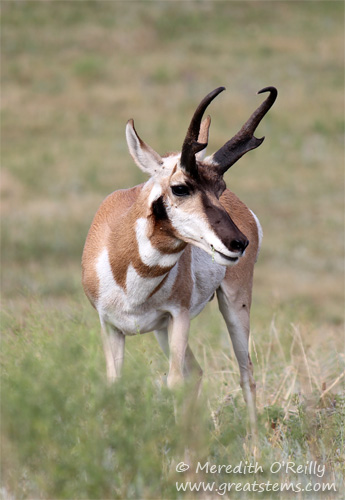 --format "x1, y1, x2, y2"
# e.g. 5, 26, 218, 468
171, 184, 190, 197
